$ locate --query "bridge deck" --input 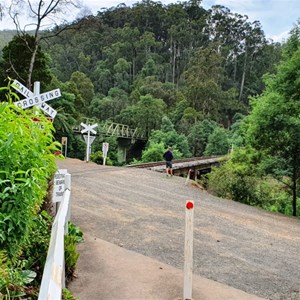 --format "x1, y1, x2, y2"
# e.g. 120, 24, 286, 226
128, 156, 223, 176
